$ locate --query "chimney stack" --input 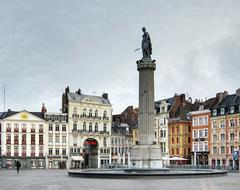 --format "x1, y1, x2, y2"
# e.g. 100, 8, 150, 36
236, 88, 240, 96
41, 103, 47, 113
